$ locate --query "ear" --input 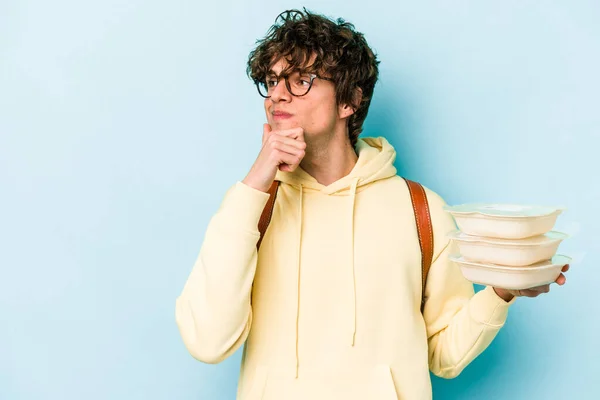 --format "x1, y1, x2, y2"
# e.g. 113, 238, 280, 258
338, 87, 363, 119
